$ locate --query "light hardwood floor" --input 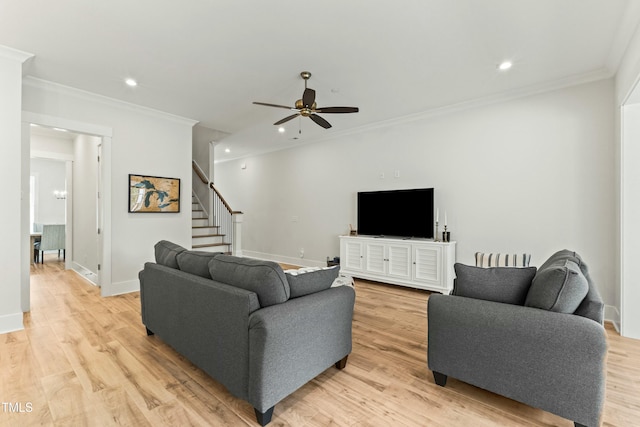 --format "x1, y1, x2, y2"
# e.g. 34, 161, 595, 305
1, 257, 638, 426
